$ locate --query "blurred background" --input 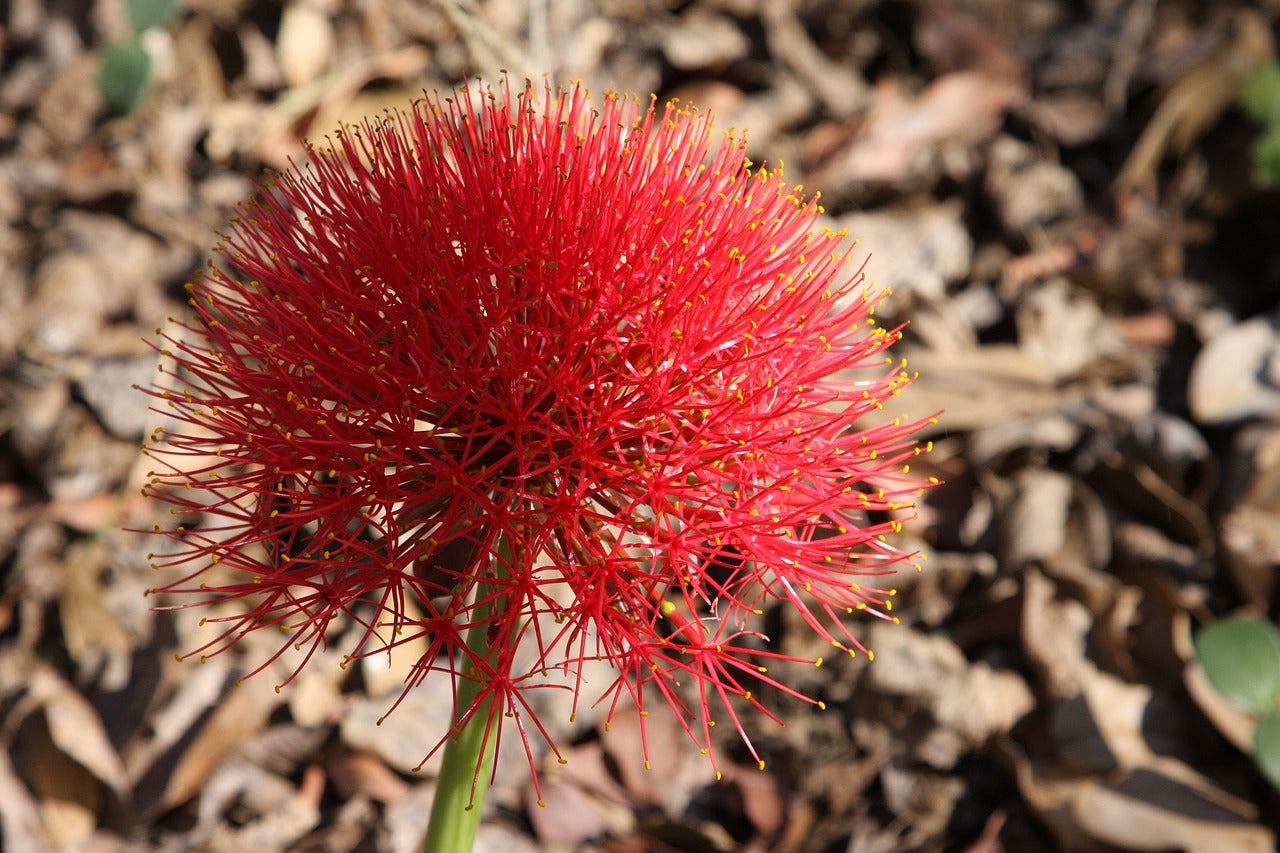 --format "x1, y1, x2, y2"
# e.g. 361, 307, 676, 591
4, 0, 1280, 850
